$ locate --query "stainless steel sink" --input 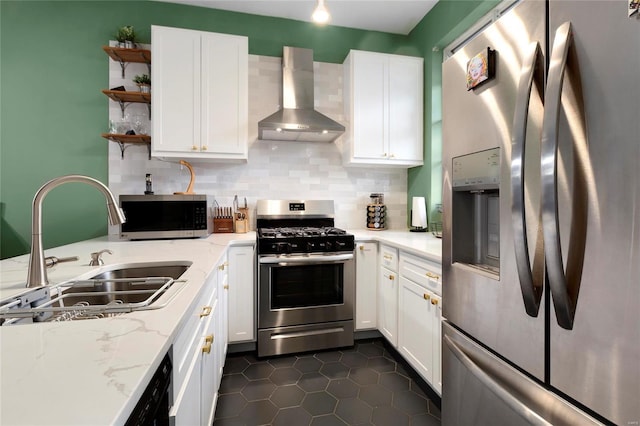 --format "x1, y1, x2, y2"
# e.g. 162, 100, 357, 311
57, 262, 192, 306
0, 261, 192, 325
